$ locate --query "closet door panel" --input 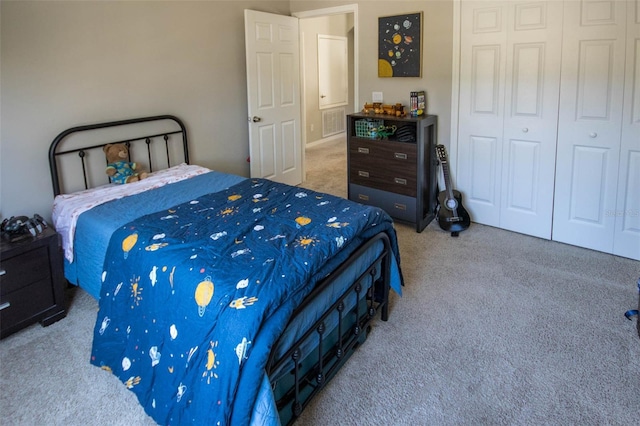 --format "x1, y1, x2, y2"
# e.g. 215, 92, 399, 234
469, 135, 499, 208
504, 139, 540, 212
614, 1, 640, 260
458, 1, 560, 236
458, 2, 507, 227
500, 0, 562, 238
569, 145, 610, 223
553, 0, 627, 253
